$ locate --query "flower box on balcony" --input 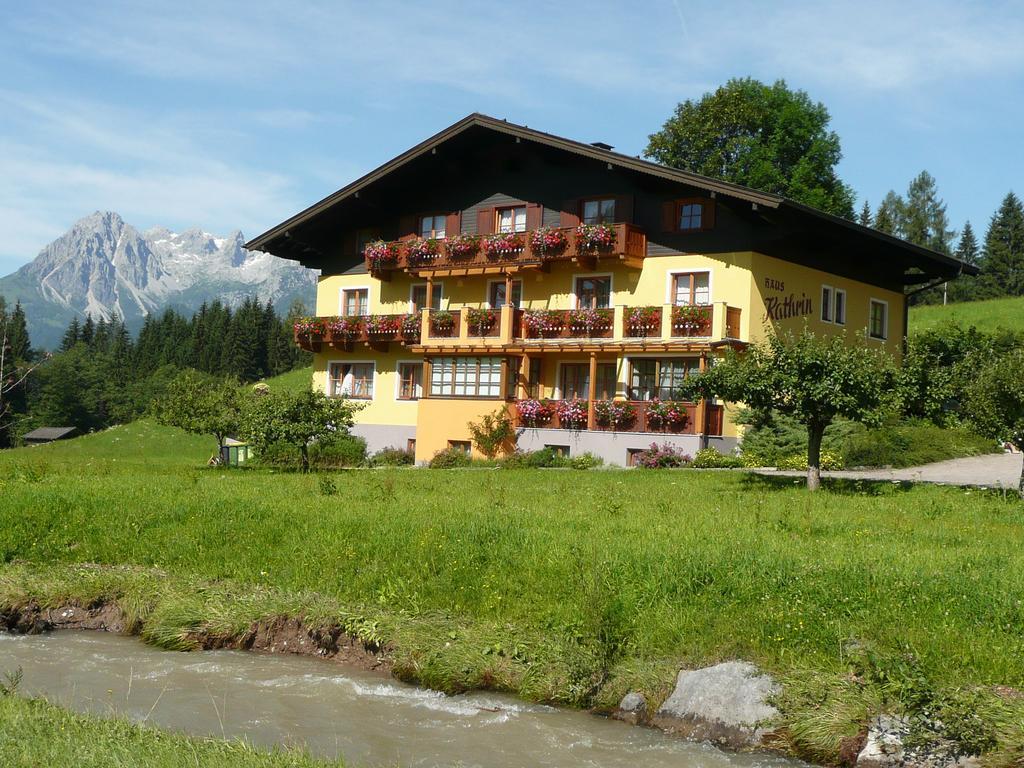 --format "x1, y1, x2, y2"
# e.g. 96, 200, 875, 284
466, 307, 498, 336
575, 223, 617, 254
365, 241, 401, 271
645, 399, 690, 432
429, 309, 456, 337
293, 317, 326, 339
555, 398, 588, 430
567, 308, 613, 337
594, 400, 637, 431
400, 313, 422, 339
626, 306, 662, 337
529, 226, 569, 259
522, 309, 565, 337
671, 305, 712, 336
482, 232, 524, 260
365, 314, 402, 336
406, 237, 442, 266
327, 316, 363, 341
446, 233, 481, 260
515, 398, 555, 427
